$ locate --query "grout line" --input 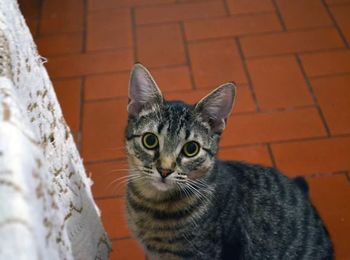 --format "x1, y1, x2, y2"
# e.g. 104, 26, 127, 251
304, 171, 349, 179
135, 11, 283, 28
50, 63, 188, 80
131, 7, 138, 62
237, 24, 338, 38
187, 28, 284, 44
134, 11, 336, 30
34, 31, 83, 40
77, 76, 86, 152
235, 37, 260, 111
86, 96, 316, 115
243, 47, 347, 60
295, 54, 332, 137
35, 30, 85, 38
40, 47, 134, 59
76, 70, 350, 85
325, 2, 350, 7
345, 172, 350, 184
178, 24, 338, 43
271, 0, 287, 31
222, 0, 231, 16
309, 72, 350, 80
321, 0, 350, 48
136, 13, 260, 27
219, 133, 350, 149
179, 22, 196, 90
82, 0, 88, 53
266, 144, 277, 168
